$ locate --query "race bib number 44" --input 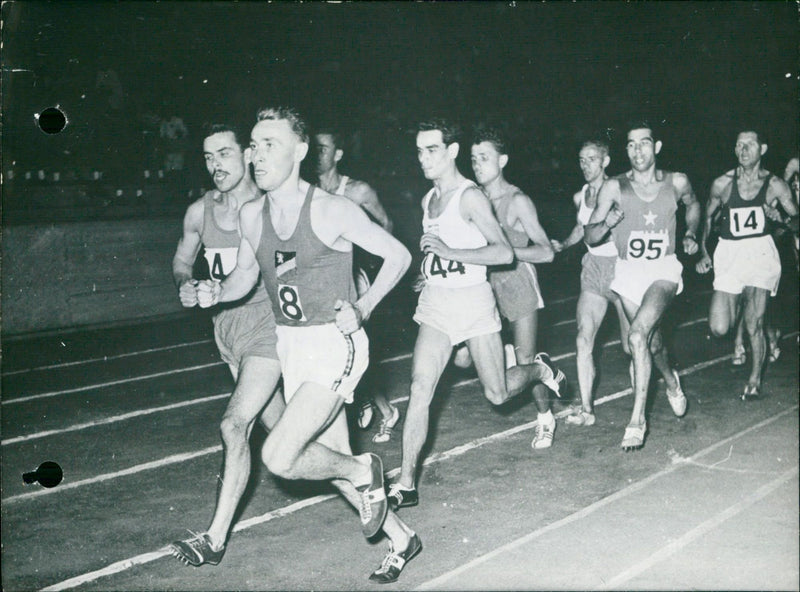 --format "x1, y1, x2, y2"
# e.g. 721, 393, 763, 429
729, 206, 765, 238
626, 230, 670, 260
421, 253, 466, 281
